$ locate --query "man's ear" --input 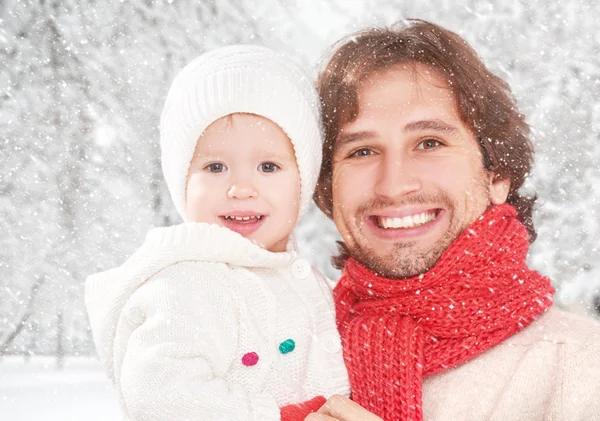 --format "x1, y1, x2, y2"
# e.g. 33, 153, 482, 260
489, 175, 510, 205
